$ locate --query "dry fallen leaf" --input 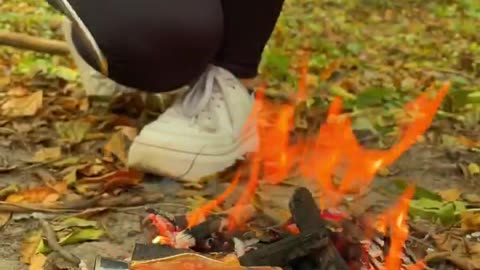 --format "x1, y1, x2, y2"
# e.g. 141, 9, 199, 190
20, 230, 42, 264
0, 212, 12, 229
31, 147, 62, 163
0, 184, 19, 199
62, 168, 78, 187
472, 243, 480, 255
461, 211, 480, 231
0, 75, 11, 89
80, 163, 107, 177
103, 169, 144, 192
6, 186, 60, 204
320, 59, 342, 81
116, 126, 138, 141
104, 131, 128, 164
55, 120, 92, 144
1, 90, 43, 117
468, 163, 480, 176
438, 188, 462, 202
7, 87, 29, 97
52, 156, 82, 168
12, 121, 33, 133
28, 253, 46, 270
463, 193, 480, 203
56, 97, 89, 112
52, 182, 68, 194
